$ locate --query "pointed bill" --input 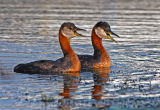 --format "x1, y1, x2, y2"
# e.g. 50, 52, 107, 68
76, 27, 86, 31
106, 34, 118, 43
74, 27, 86, 37
110, 30, 120, 38
74, 31, 85, 37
